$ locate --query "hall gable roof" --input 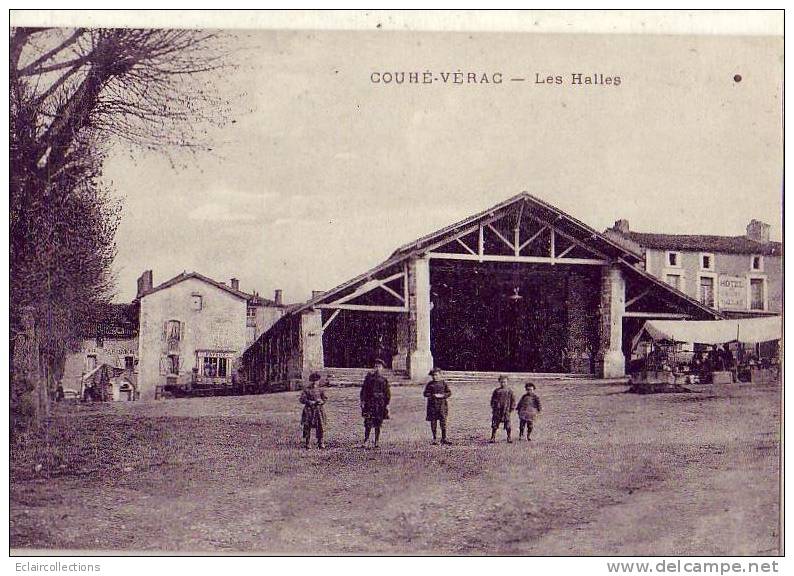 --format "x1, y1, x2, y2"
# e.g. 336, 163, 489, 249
290, 192, 719, 319
389, 192, 644, 262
